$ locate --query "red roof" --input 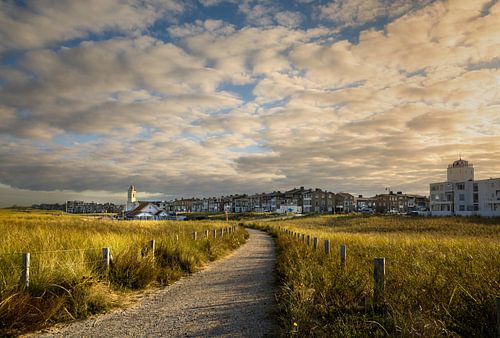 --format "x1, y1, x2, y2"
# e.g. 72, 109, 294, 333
126, 202, 154, 217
